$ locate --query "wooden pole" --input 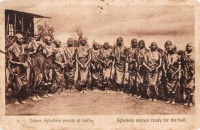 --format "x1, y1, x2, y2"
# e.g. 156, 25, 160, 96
14, 13, 16, 35
6, 14, 9, 36
22, 17, 23, 34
